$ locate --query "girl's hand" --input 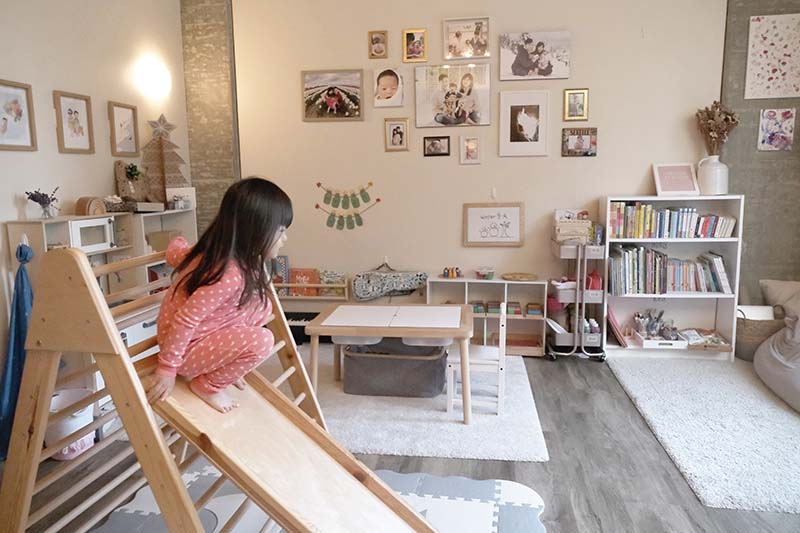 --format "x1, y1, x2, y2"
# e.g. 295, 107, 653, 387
143, 373, 176, 404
